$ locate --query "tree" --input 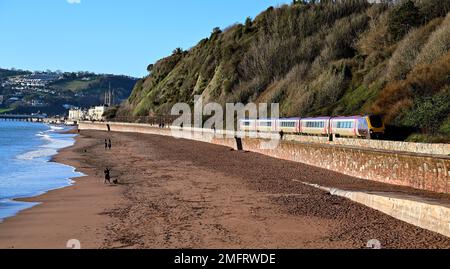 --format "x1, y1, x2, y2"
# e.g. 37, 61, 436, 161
210, 27, 222, 40
172, 48, 183, 55
244, 17, 253, 33
146, 64, 154, 73
388, 0, 420, 41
